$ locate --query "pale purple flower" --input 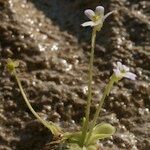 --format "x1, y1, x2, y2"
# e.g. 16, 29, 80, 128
81, 6, 114, 31
113, 62, 137, 80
